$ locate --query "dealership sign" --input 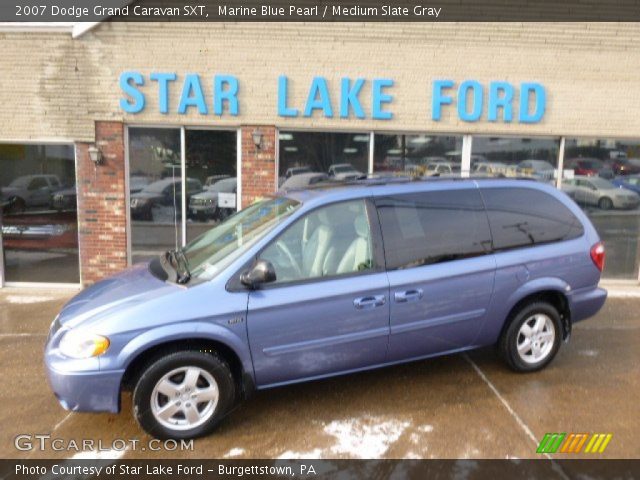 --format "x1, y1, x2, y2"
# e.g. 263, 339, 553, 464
119, 72, 546, 123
